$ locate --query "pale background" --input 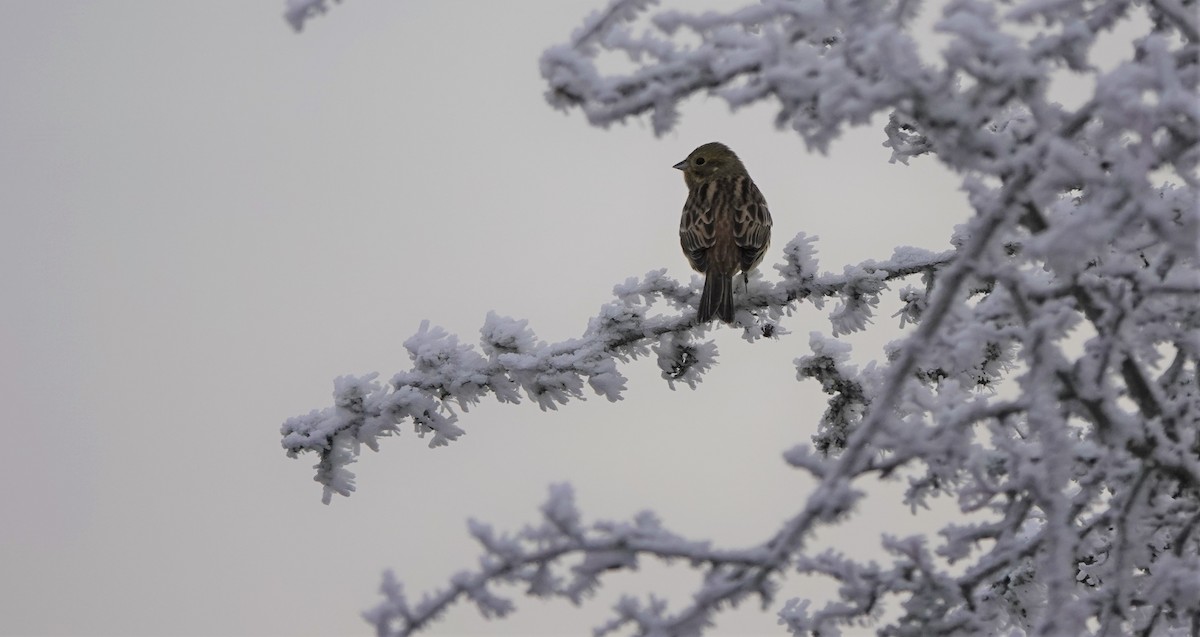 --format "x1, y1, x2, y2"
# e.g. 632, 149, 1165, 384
2, 2, 985, 635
